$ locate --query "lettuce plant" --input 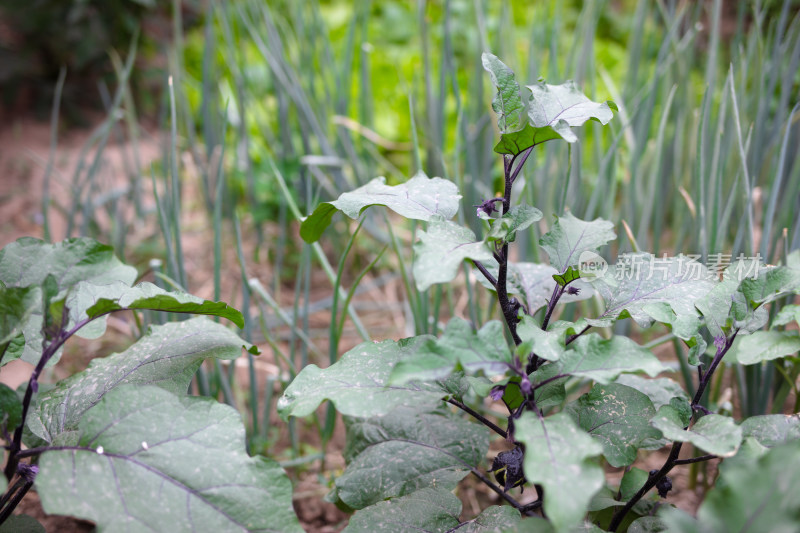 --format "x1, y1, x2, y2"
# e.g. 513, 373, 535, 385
0, 238, 302, 531
280, 54, 800, 532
